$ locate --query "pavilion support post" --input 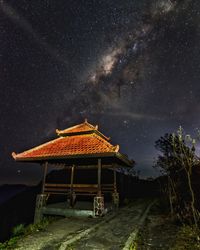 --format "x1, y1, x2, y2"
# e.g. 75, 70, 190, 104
34, 162, 48, 224
97, 158, 102, 196
42, 162, 48, 194
34, 193, 47, 224
70, 164, 76, 208
112, 164, 119, 209
94, 158, 104, 216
